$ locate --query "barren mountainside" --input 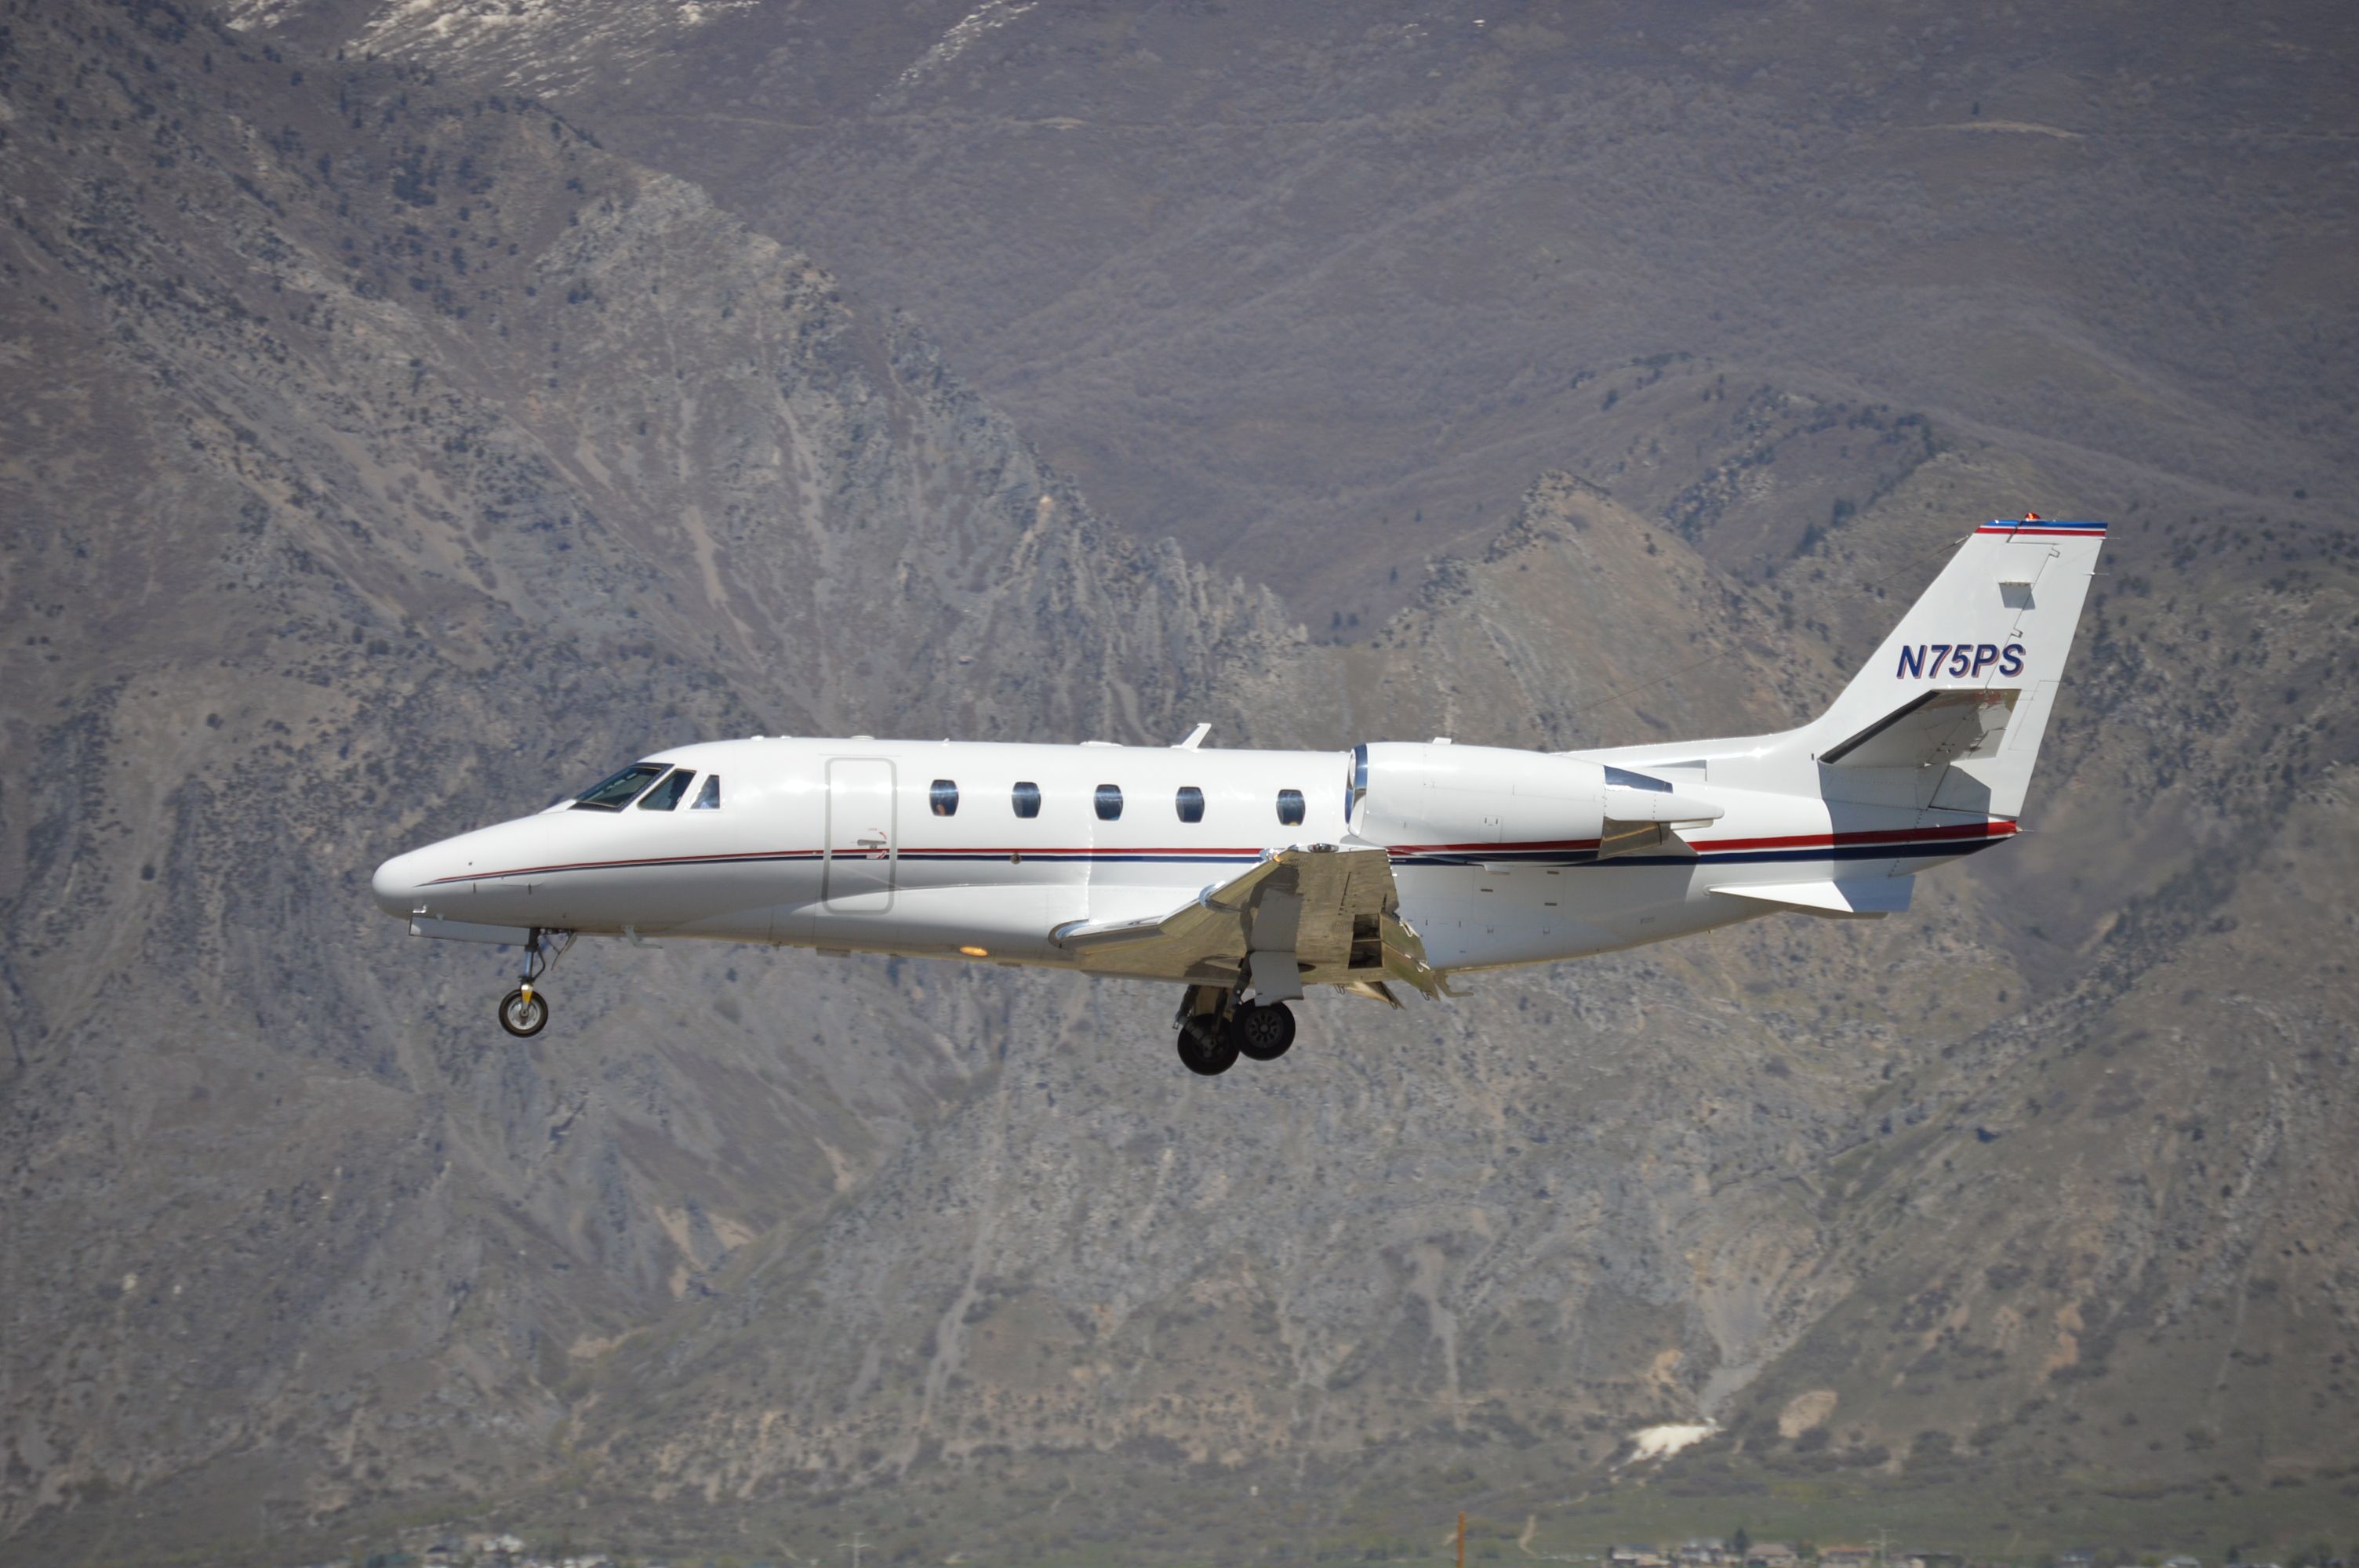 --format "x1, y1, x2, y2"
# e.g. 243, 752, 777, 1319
282, 0, 2359, 623
3, 1, 2357, 1562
